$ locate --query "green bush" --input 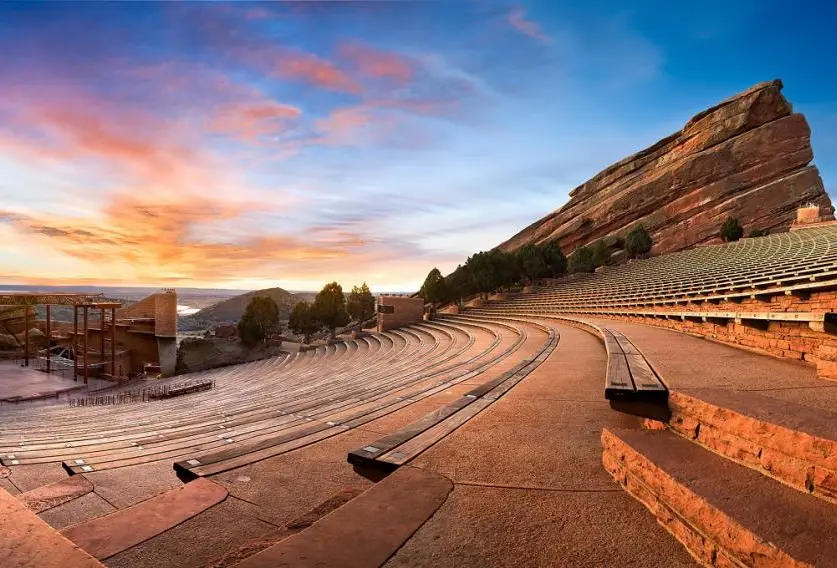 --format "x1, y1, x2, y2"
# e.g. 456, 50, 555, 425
568, 246, 595, 274
237, 296, 279, 347
748, 228, 768, 238
289, 301, 320, 344
347, 282, 375, 327
313, 282, 350, 338
517, 244, 548, 282
541, 241, 567, 276
591, 240, 610, 267
720, 217, 744, 242
624, 225, 652, 258
419, 268, 448, 306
